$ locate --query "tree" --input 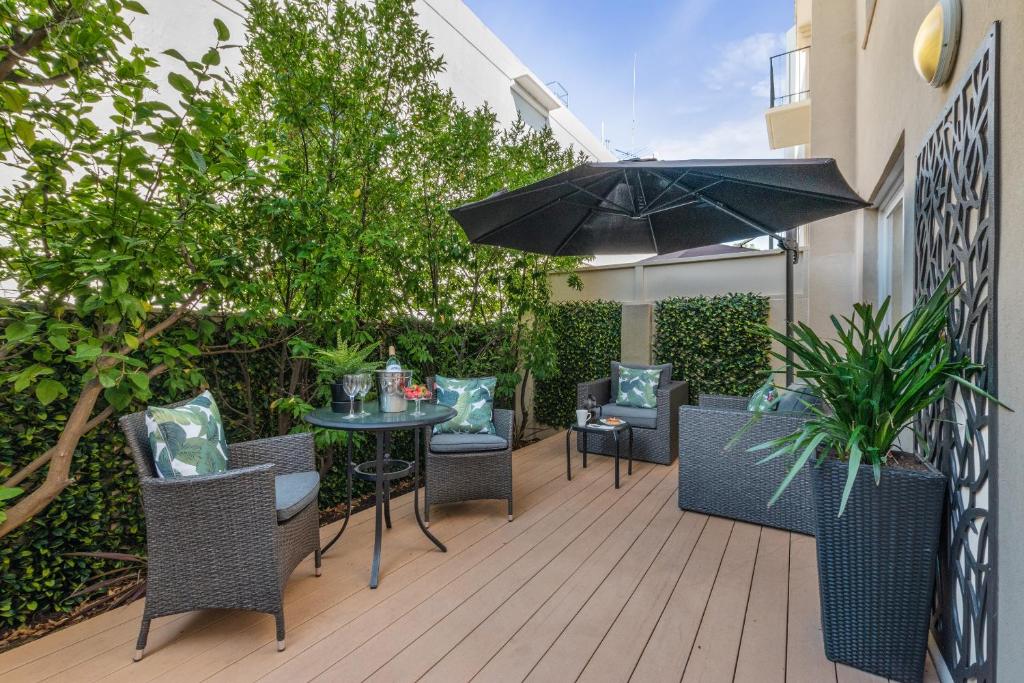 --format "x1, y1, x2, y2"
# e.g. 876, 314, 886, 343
0, 1, 255, 536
